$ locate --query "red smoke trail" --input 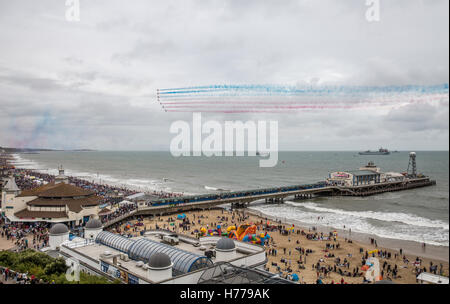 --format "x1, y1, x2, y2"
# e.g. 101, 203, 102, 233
161, 101, 361, 105
165, 110, 295, 113
157, 89, 448, 113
